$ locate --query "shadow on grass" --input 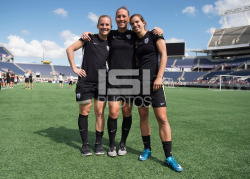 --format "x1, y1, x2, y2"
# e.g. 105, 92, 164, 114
34, 126, 163, 165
